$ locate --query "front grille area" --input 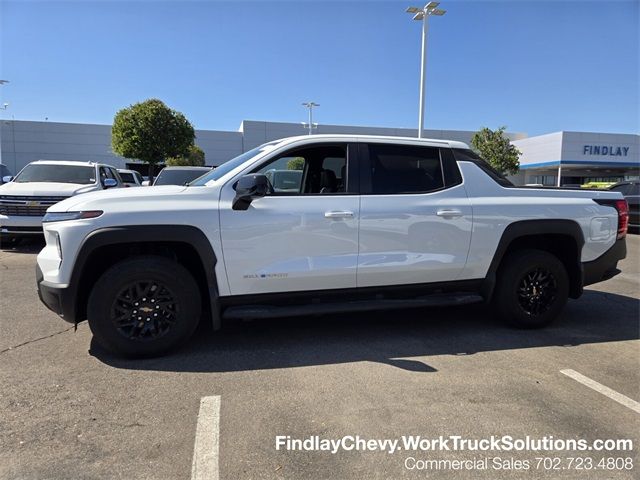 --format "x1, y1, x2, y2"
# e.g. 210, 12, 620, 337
0, 195, 69, 217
